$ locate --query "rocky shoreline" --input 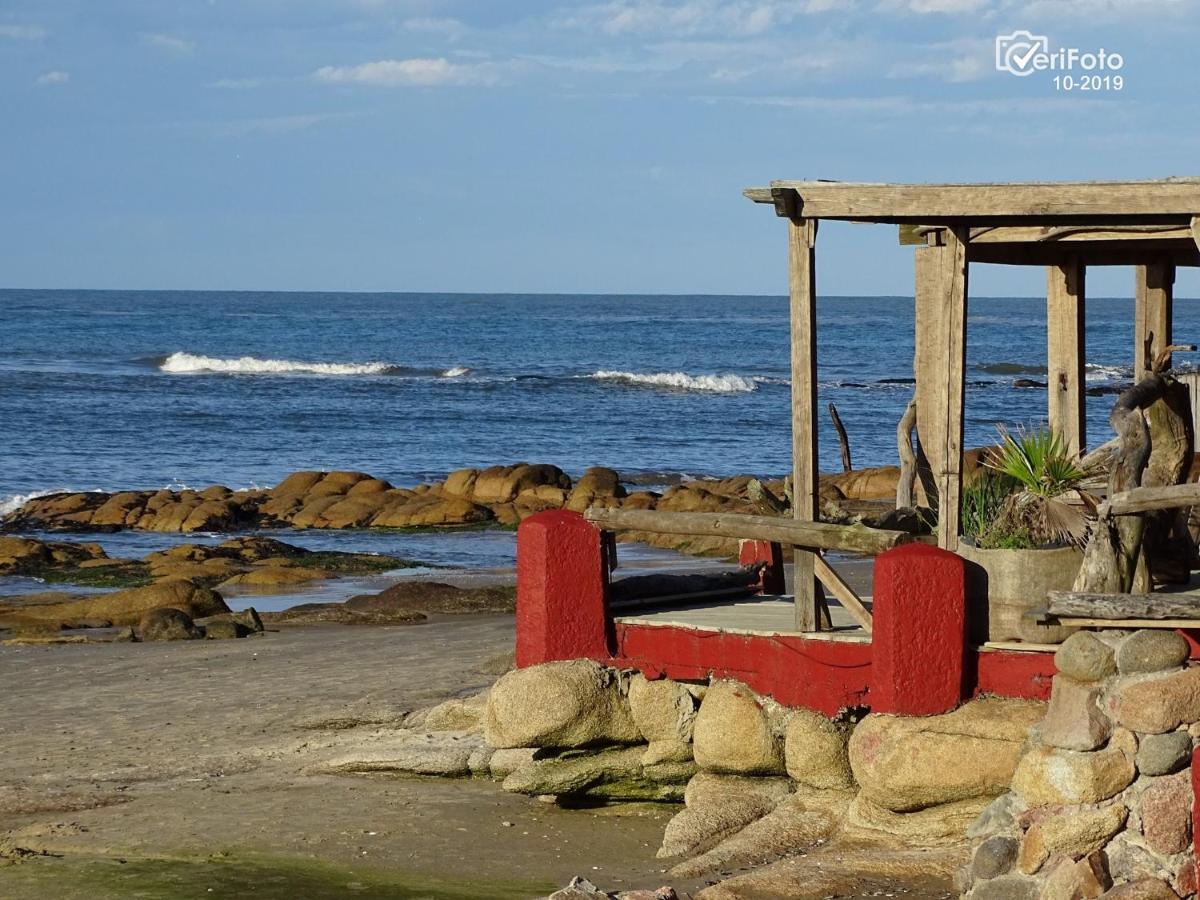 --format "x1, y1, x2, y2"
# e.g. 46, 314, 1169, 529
1, 458, 979, 557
